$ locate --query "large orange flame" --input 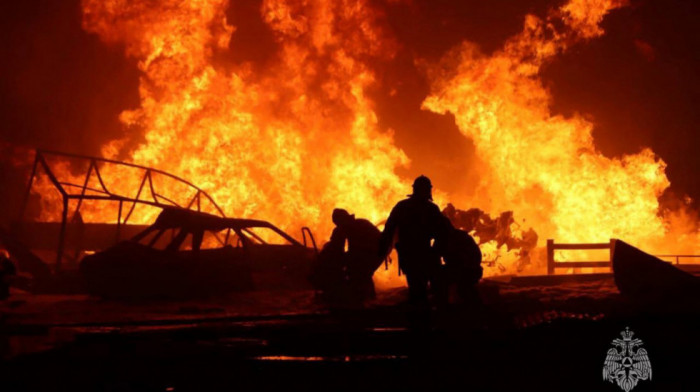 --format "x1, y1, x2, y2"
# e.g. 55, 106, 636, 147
28, 0, 698, 278
80, 0, 409, 239
423, 0, 699, 271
